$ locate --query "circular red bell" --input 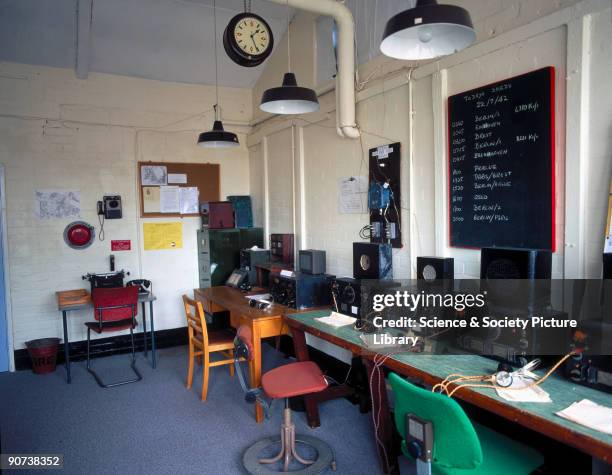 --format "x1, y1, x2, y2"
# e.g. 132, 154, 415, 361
63, 221, 95, 249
